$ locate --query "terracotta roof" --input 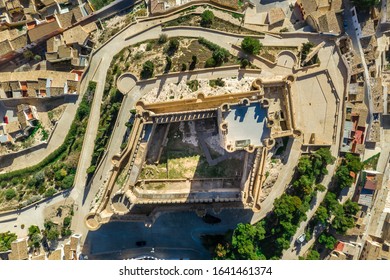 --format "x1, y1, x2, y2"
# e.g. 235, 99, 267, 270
28, 19, 61, 42
267, 7, 285, 25
335, 241, 345, 251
